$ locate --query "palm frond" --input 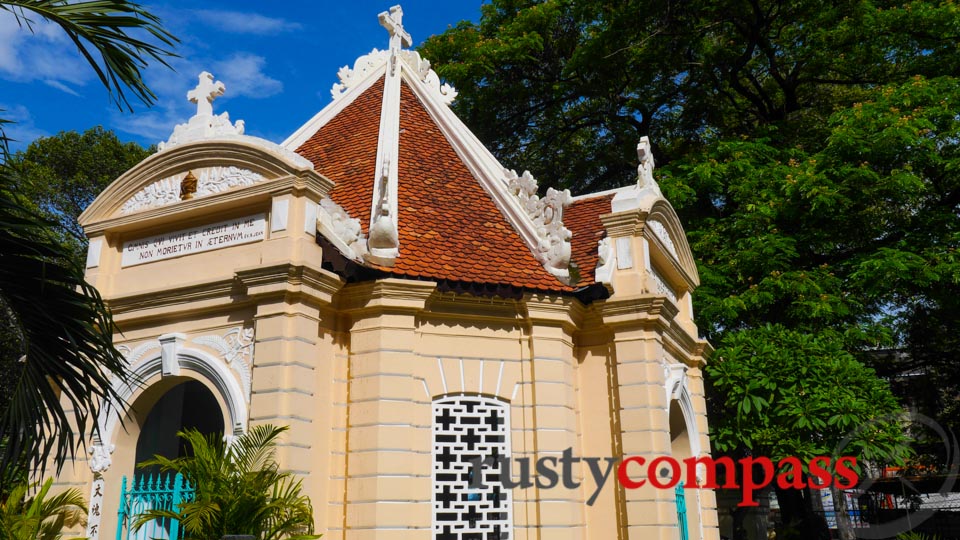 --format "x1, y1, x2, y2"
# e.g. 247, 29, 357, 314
135, 425, 319, 540
0, 478, 86, 540
0, 0, 178, 111
0, 162, 130, 479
